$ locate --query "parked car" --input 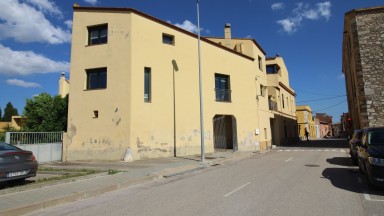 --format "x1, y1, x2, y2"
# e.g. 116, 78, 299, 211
357, 127, 384, 188
0, 142, 38, 183
349, 129, 363, 165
